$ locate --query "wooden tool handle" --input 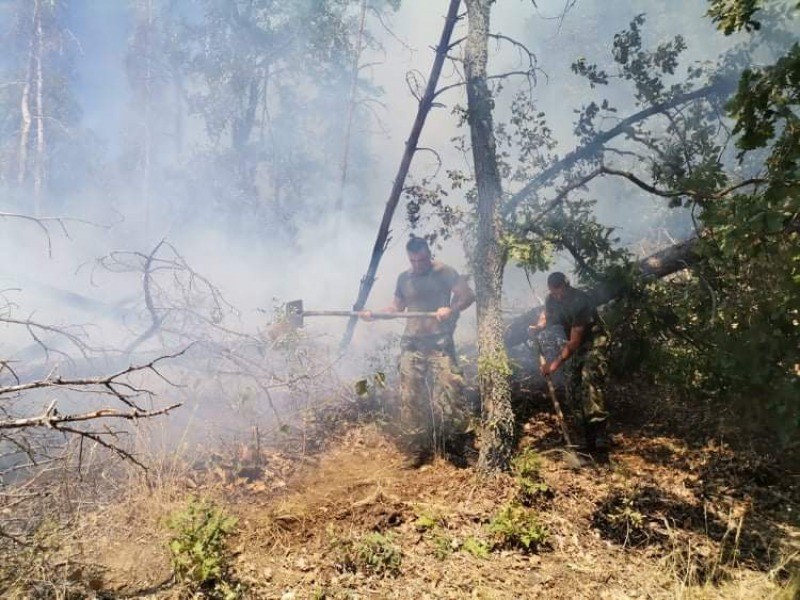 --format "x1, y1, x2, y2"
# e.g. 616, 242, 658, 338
532, 336, 573, 447
301, 310, 437, 319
